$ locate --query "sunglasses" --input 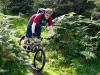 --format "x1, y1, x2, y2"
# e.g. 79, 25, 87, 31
45, 11, 53, 15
